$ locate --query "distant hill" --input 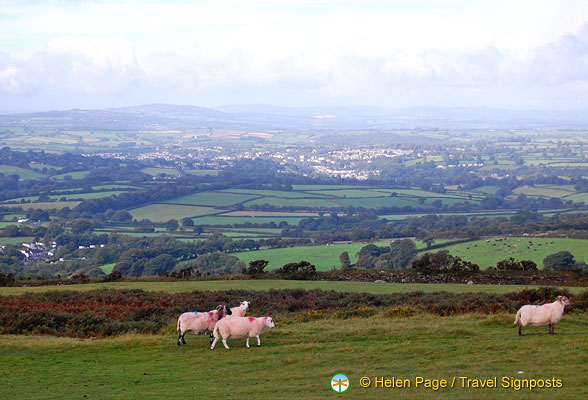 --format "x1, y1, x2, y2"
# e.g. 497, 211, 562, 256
1, 104, 586, 131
